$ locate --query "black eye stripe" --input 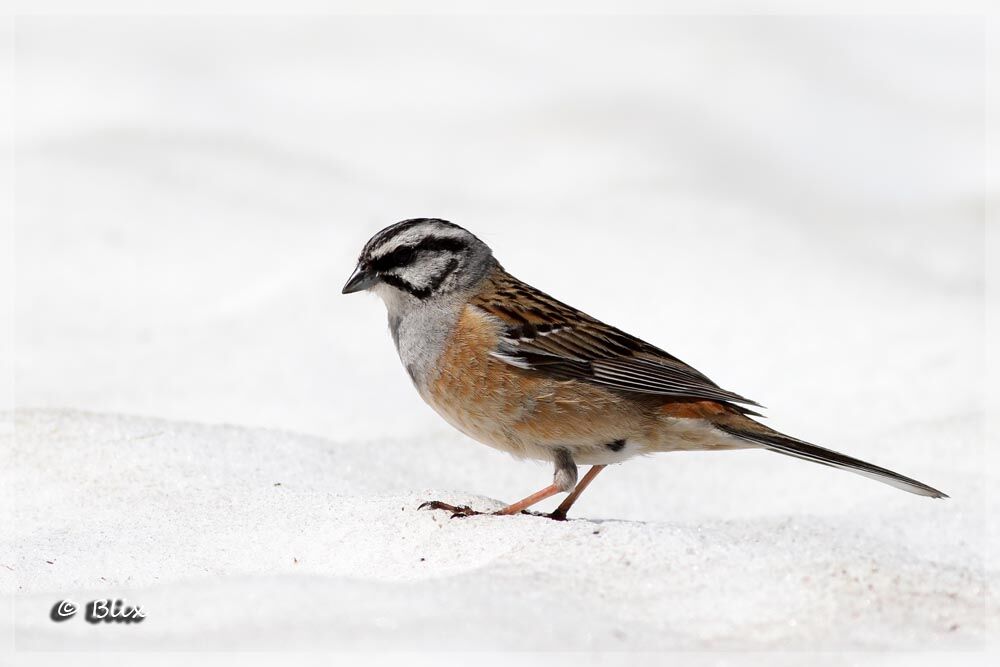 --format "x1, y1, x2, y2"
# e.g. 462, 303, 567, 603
379, 256, 462, 300
415, 236, 469, 254
370, 236, 468, 272
371, 246, 416, 272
